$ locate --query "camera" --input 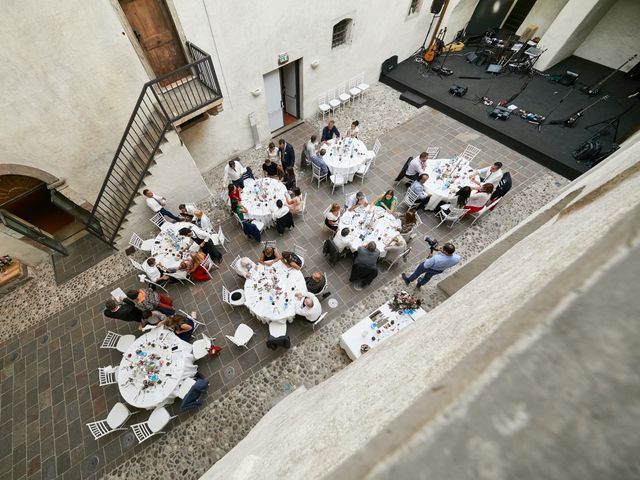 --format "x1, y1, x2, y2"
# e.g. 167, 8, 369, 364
425, 236, 439, 253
